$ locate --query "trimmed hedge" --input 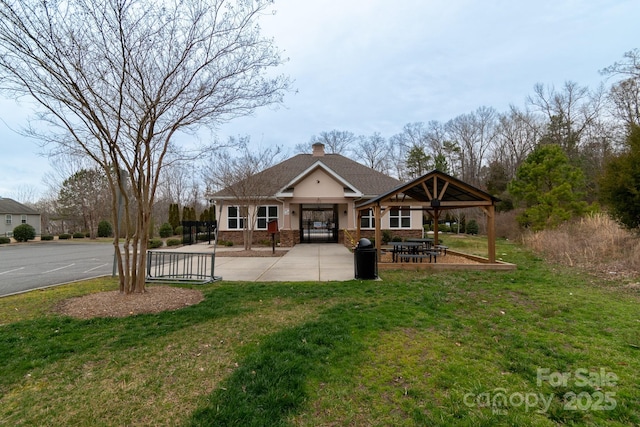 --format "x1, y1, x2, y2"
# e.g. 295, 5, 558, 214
166, 238, 182, 247
148, 239, 163, 249
73, 232, 85, 239
58, 234, 71, 240
0, 236, 10, 244
41, 235, 54, 241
